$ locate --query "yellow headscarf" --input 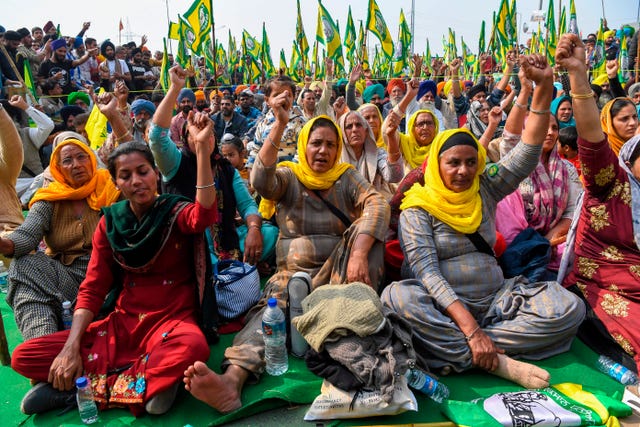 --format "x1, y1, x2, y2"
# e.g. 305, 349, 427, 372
29, 139, 120, 210
258, 116, 353, 219
600, 97, 635, 156
399, 109, 440, 170
357, 103, 385, 148
400, 128, 486, 234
